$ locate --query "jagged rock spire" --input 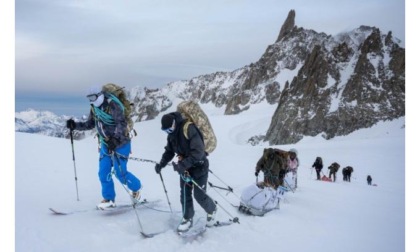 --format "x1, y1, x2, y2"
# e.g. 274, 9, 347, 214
276, 9, 295, 42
